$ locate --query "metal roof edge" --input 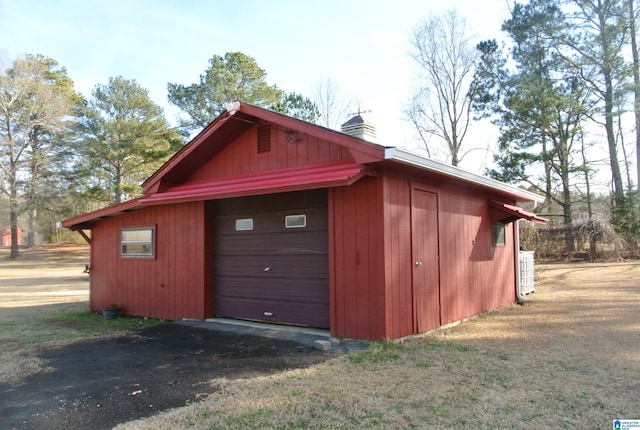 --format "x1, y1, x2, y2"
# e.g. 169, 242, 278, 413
62, 198, 144, 229
384, 147, 545, 203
